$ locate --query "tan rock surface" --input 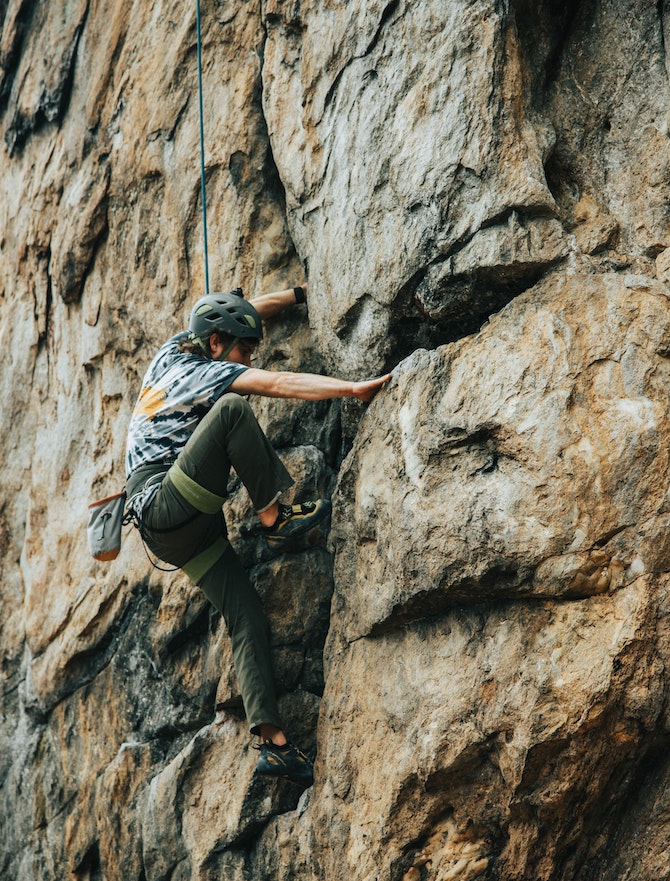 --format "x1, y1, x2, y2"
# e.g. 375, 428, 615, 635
330, 269, 670, 639
1, 2, 670, 880
314, 268, 670, 880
